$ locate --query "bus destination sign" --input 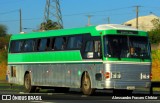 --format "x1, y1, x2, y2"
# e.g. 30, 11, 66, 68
117, 30, 138, 35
